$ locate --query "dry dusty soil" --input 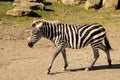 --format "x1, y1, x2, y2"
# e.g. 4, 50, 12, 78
0, 26, 120, 80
